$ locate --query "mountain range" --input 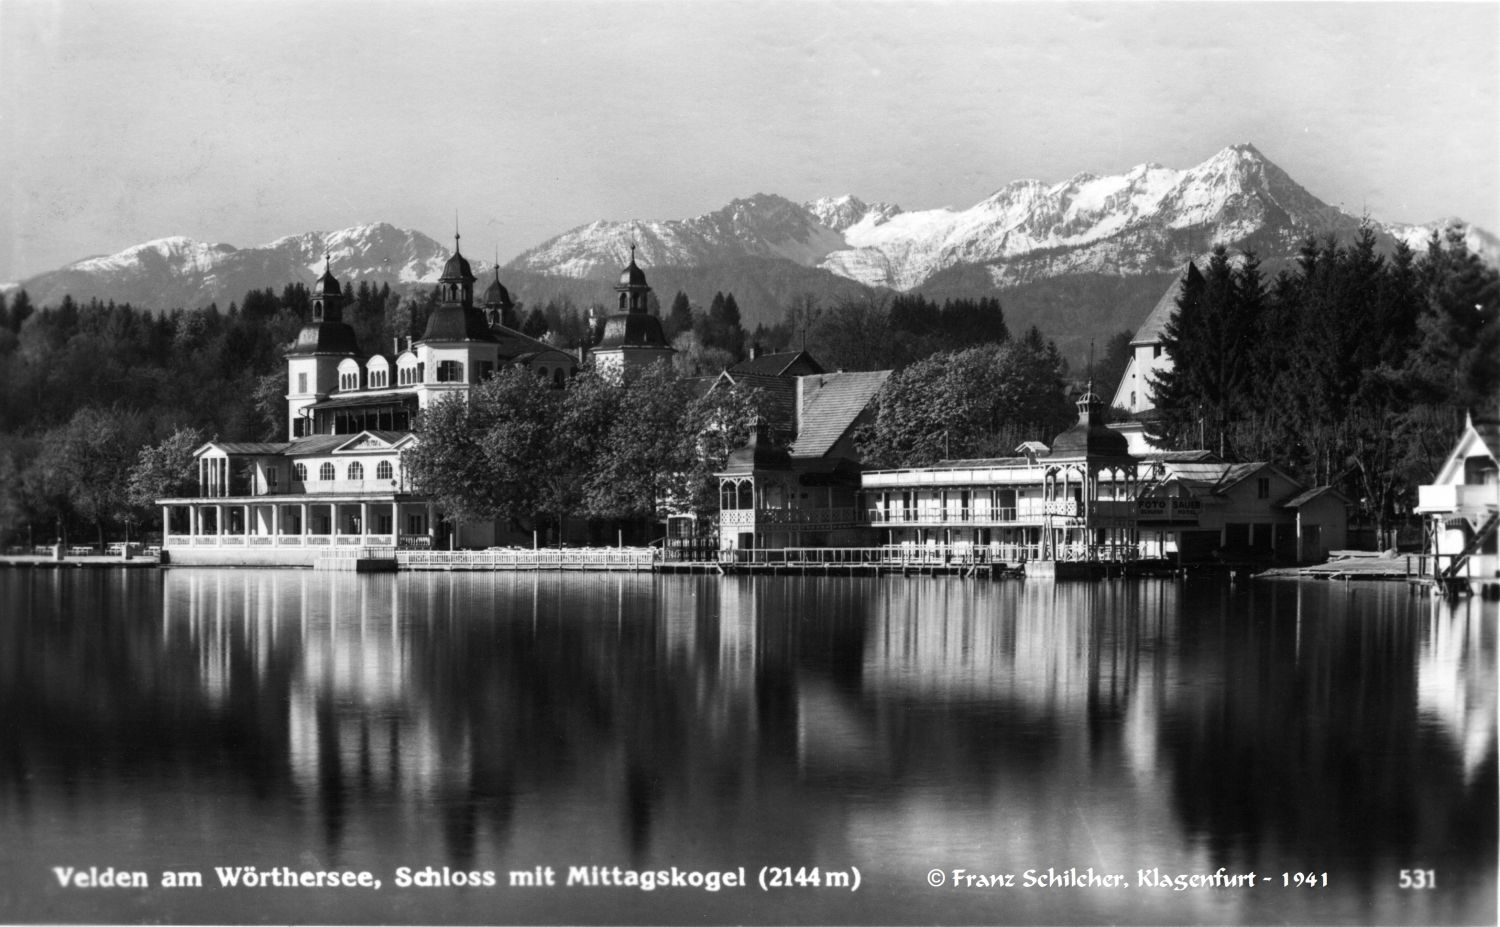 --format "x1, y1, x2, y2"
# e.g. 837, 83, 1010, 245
7, 144, 1495, 361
